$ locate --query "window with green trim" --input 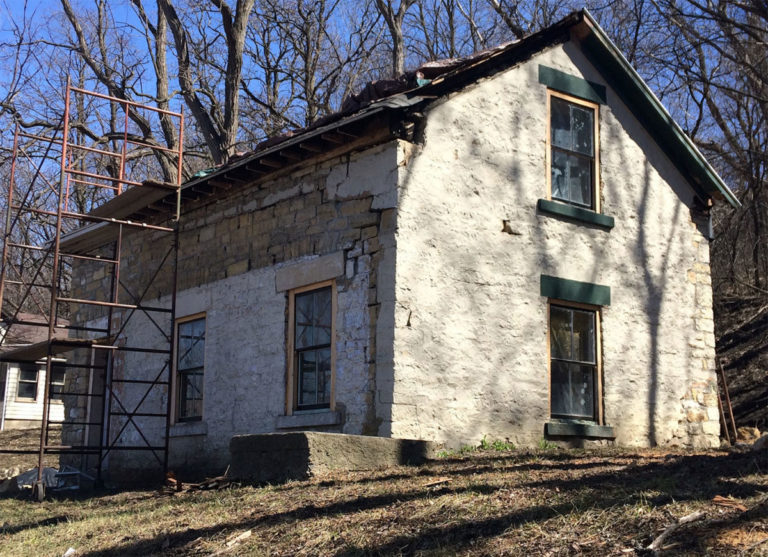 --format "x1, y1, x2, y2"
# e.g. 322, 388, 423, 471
549, 304, 598, 421
549, 92, 599, 211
